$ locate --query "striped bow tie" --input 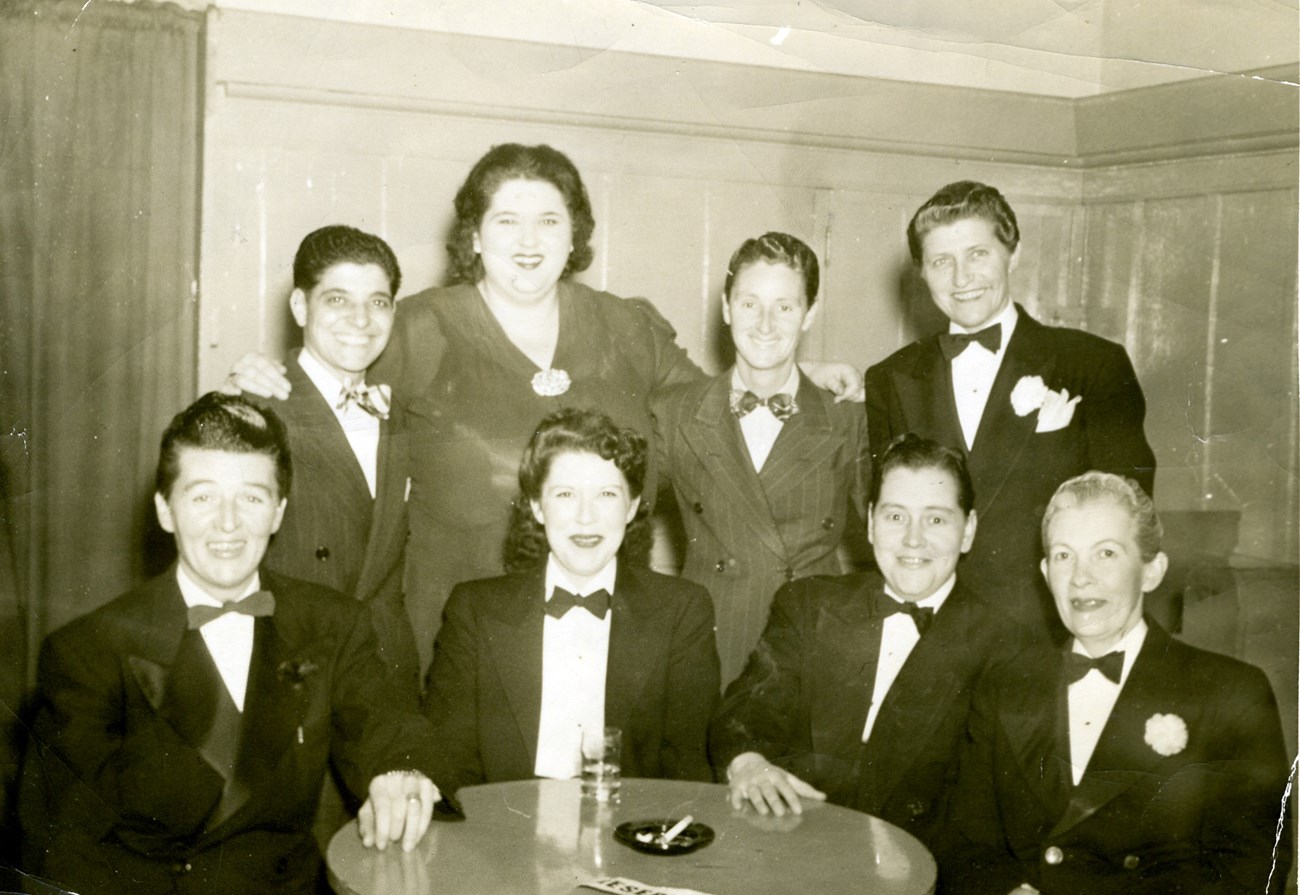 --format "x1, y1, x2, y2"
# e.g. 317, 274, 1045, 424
336, 381, 391, 420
